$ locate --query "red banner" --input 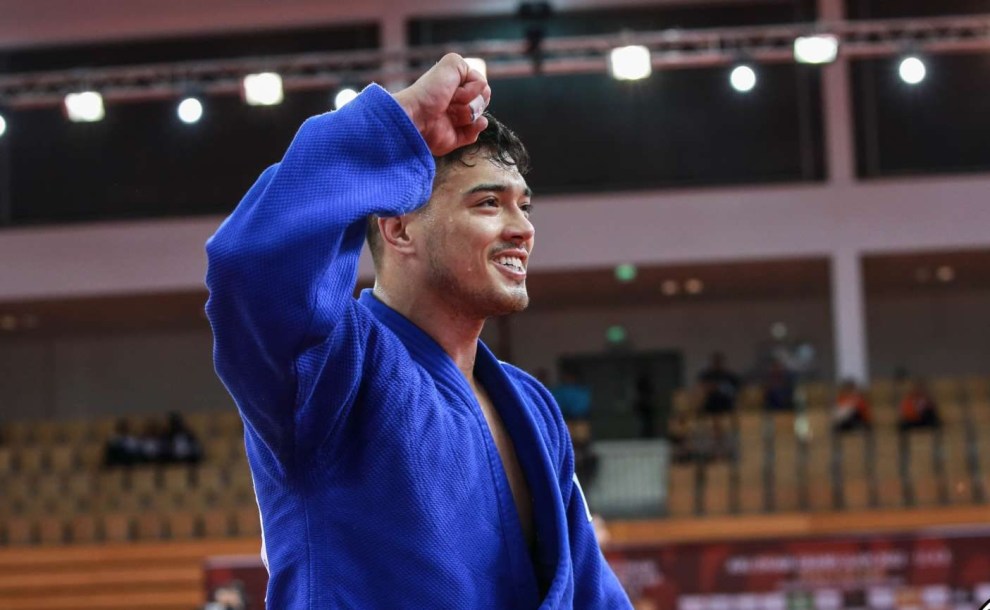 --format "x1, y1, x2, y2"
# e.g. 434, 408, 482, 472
604, 528, 990, 610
